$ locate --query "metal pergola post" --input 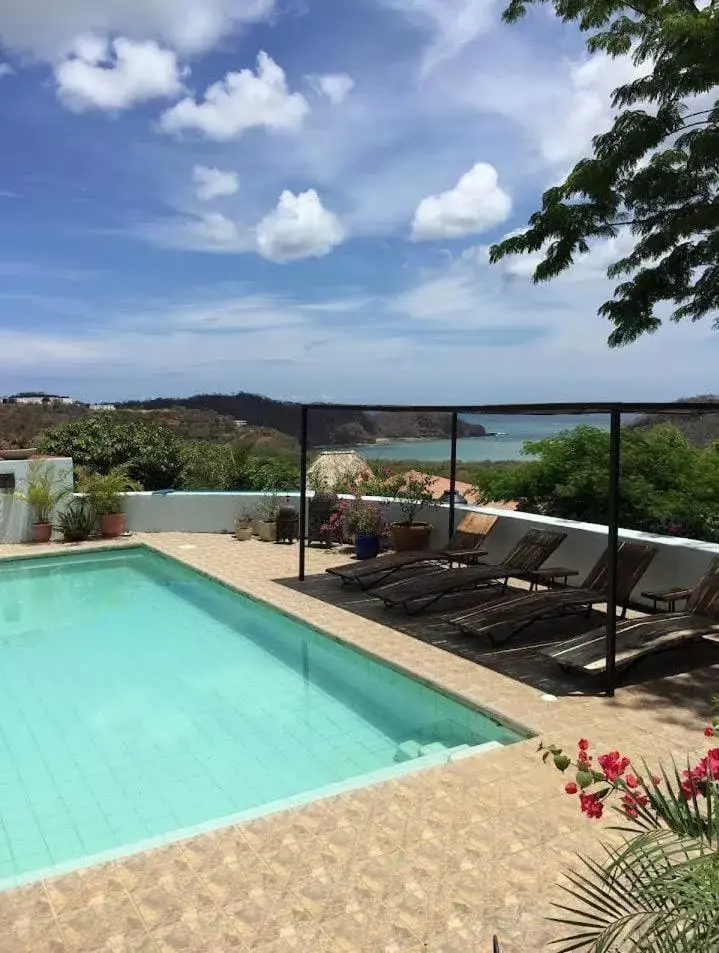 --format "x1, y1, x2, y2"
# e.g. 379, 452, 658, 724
604, 408, 622, 697
449, 411, 458, 540
299, 406, 308, 582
